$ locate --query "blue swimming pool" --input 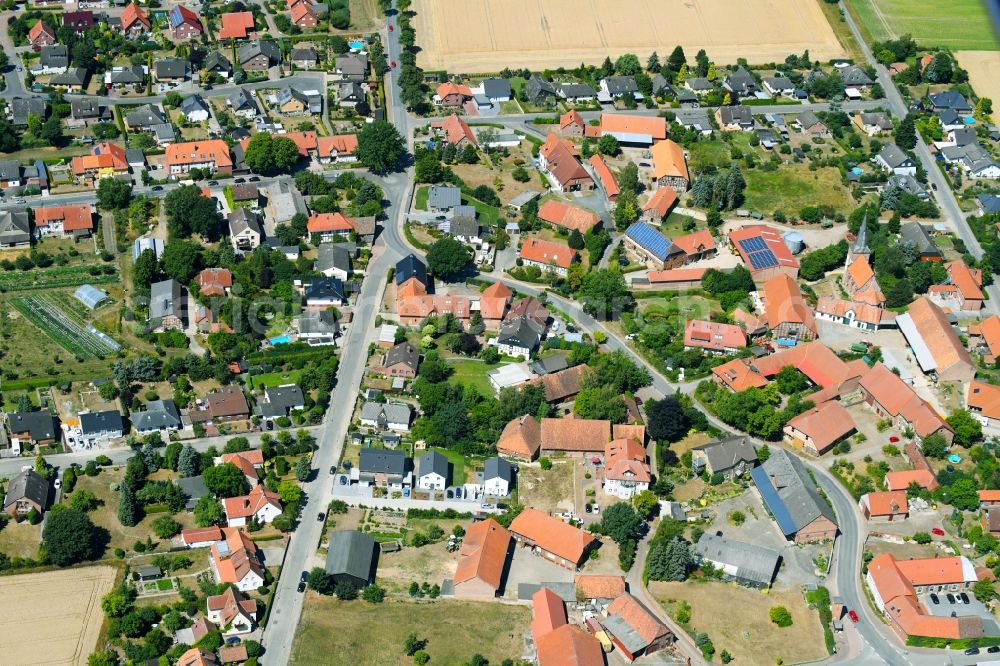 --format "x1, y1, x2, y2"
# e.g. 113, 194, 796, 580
948, 454, 962, 464
851, 167, 863, 175
348, 40, 365, 50
963, 116, 976, 124
270, 335, 291, 345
